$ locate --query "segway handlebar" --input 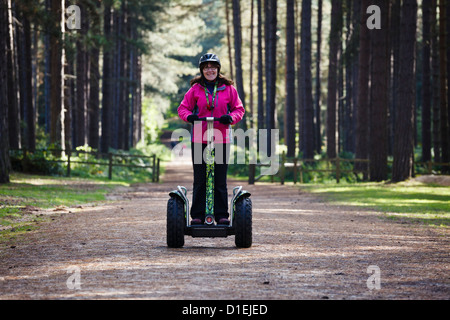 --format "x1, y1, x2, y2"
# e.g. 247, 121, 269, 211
196, 117, 221, 121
